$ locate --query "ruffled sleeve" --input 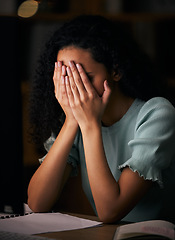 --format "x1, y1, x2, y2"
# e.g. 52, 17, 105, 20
38, 133, 56, 164
39, 132, 80, 176
118, 97, 175, 187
